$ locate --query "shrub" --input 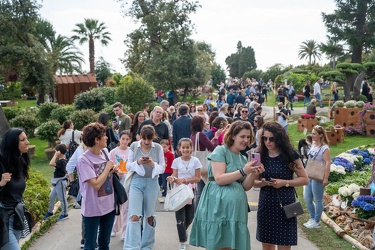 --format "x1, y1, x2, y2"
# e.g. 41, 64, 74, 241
70, 109, 98, 130
116, 73, 155, 113
344, 100, 356, 108
148, 102, 161, 112
38, 102, 60, 121
356, 101, 365, 108
357, 94, 368, 102
335, 100, 345, 107
74, 88, 106, 112
2, 107, 20, 121
90, 87, 117, 106
10, 114, 40, 137
51, 105, 75, 124
36, 120, 61, 144
24, 168, 50, 223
